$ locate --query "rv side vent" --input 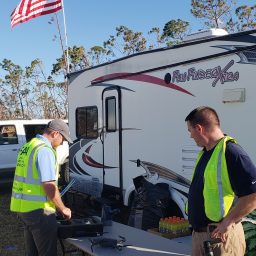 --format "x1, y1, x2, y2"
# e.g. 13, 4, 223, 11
182, 145, 201, 180
222, 88, 245, 103
183, 28, 228, 43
